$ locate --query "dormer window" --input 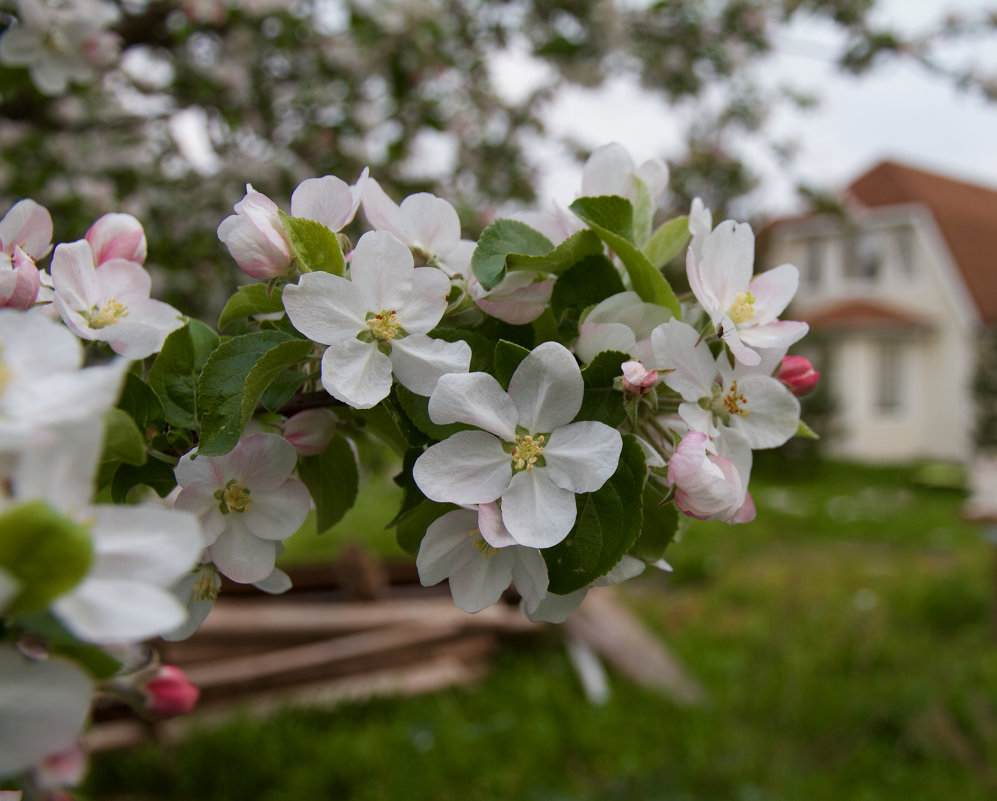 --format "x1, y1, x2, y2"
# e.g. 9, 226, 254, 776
804, 237, 822, 288
845, 232, 881, 282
